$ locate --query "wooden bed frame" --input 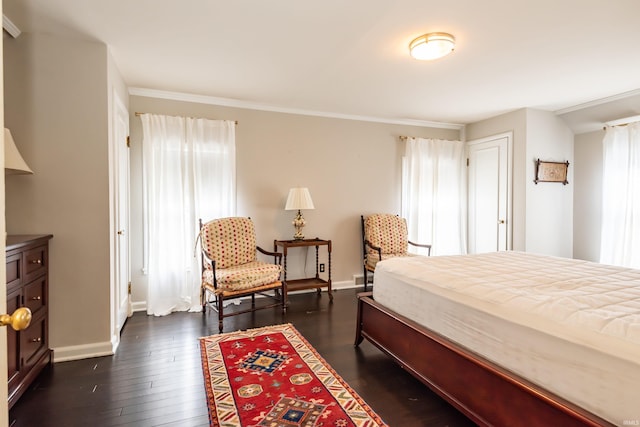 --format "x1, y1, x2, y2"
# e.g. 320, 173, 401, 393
354, 293, 614, 427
